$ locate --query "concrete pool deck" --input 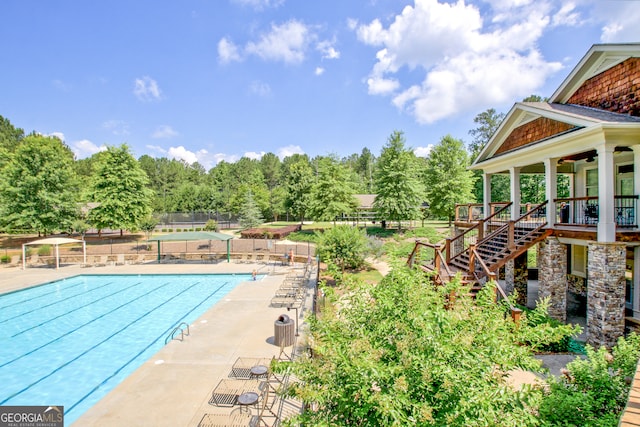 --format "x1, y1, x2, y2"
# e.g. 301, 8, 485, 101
0, 260, 310, 426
